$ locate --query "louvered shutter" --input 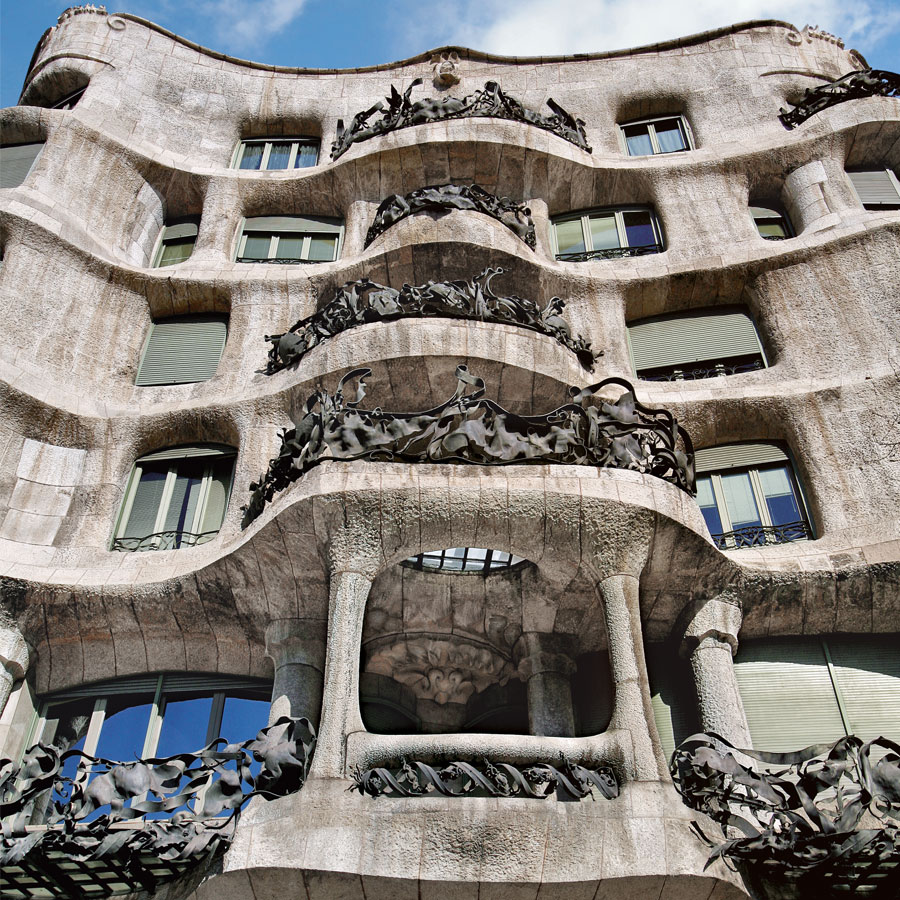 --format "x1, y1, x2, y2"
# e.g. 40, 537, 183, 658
694, 442, 788, 473
734, 639, 846, 752
139, 444, 234, 463
646, 645, 699, 763
198, 456, 235, 537
135, 317, 227, 386
242, 215, 342, 233
0, 143, 44, 189
628, 309, 764, 372
848, 170, 900, 208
